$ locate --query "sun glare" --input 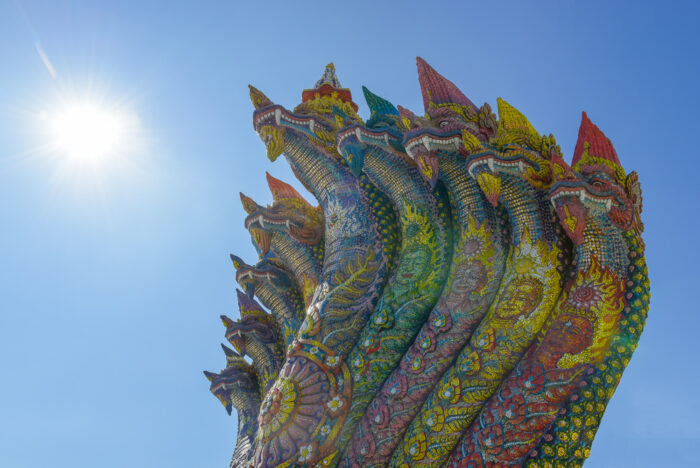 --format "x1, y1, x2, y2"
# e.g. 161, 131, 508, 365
48, 101, 135, 161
